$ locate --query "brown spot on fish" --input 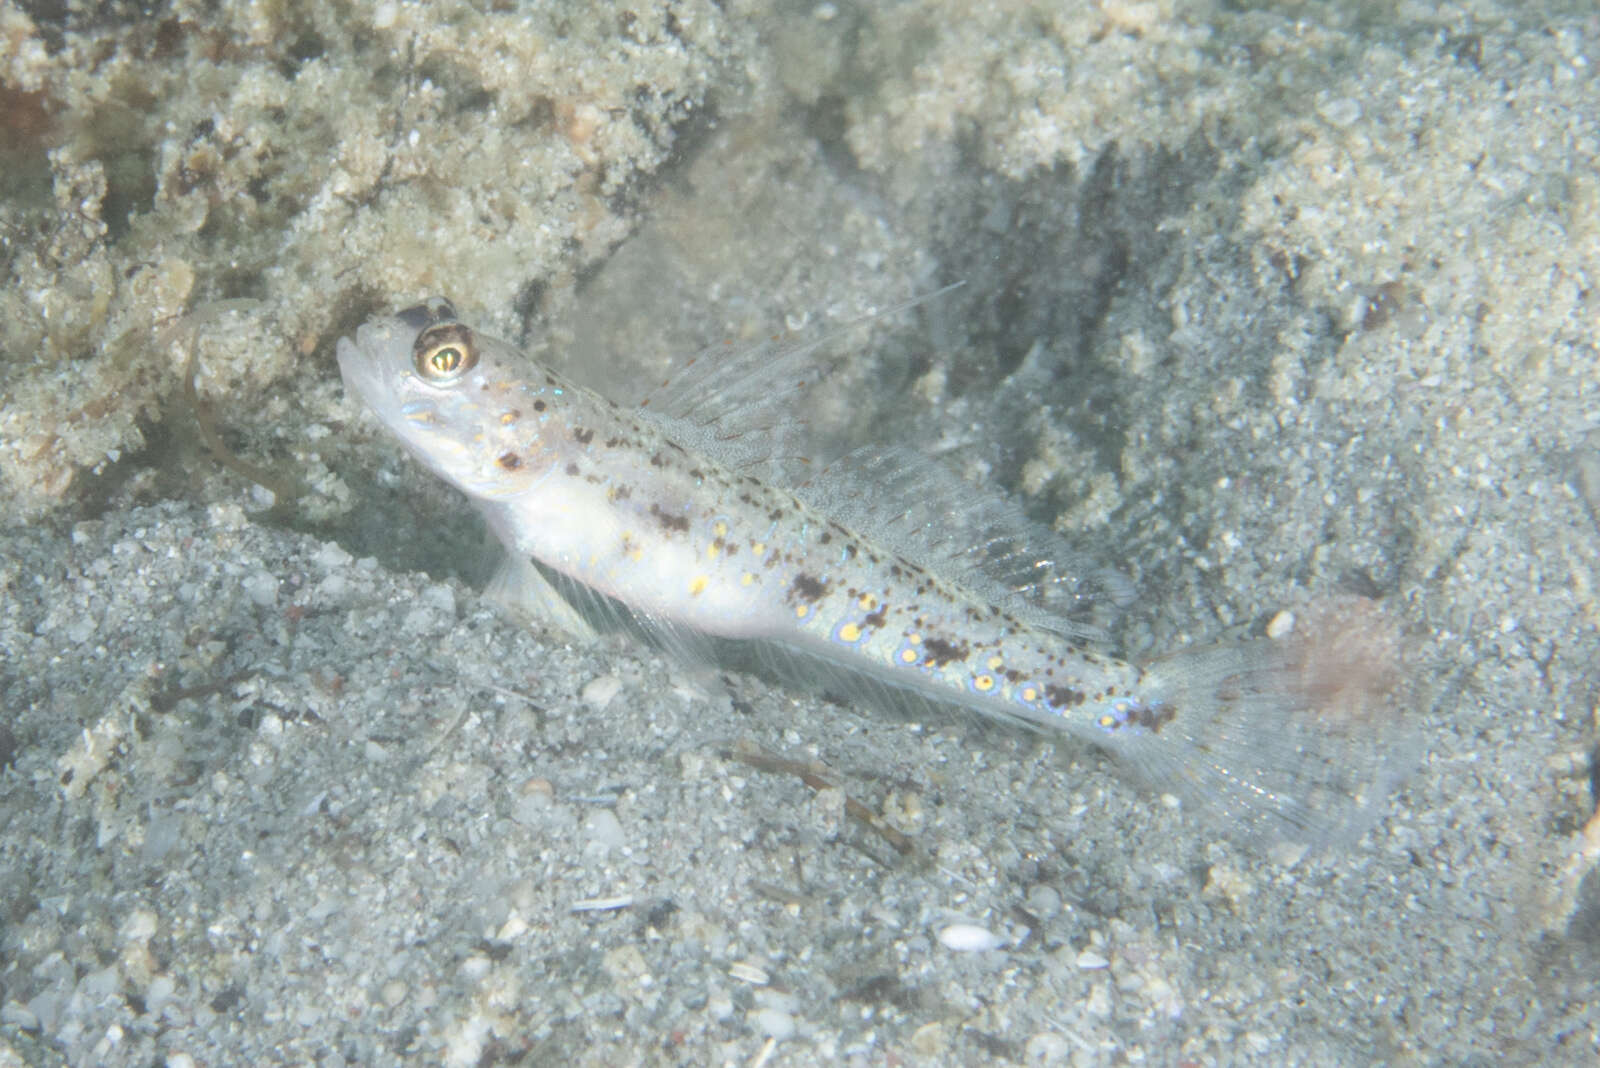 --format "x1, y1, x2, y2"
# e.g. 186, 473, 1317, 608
790, 574, 827, 603
573, 427, 594, 445
565, 463, 580, 477
921, 636, 968, 667
497, 452, 522, 470
649, 502, 689, 533
1138, 704, 1176, 731
1046, 685, 1086, 709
